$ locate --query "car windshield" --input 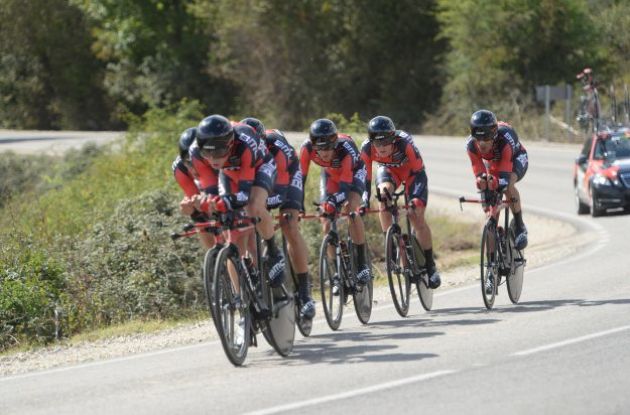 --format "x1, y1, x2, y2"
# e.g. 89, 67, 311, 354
601, 134, 630, 161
